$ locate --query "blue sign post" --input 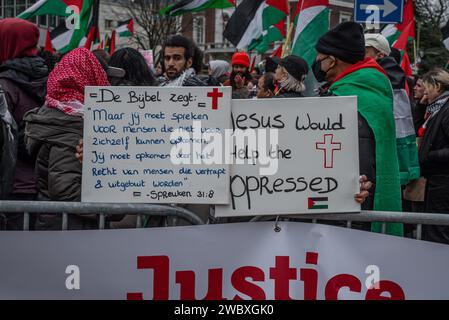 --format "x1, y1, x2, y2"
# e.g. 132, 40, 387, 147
354, 0, 404, 24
